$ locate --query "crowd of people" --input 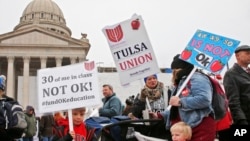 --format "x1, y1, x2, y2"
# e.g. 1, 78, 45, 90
0, 45, 250, 141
